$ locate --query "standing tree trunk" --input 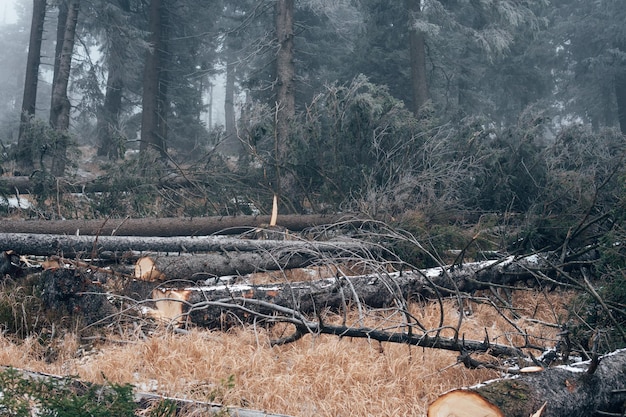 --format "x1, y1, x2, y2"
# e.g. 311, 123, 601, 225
96, 0, 130, 160
615, 70, 626, 135
222, 39, 242, 156
405, 0, 429, 117
274, 0, 295, 197
16, 0, 47, 175
140, 0, 167, 158
49, 0, 80, 177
